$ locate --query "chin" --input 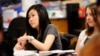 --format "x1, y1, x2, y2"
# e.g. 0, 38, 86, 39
30, 25, 36, 28
89, 25, 94, 27
31, 24, 38, 29
32, 26, 36, 28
